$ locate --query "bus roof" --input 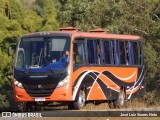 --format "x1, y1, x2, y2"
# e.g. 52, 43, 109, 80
21, 31, 141, 40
